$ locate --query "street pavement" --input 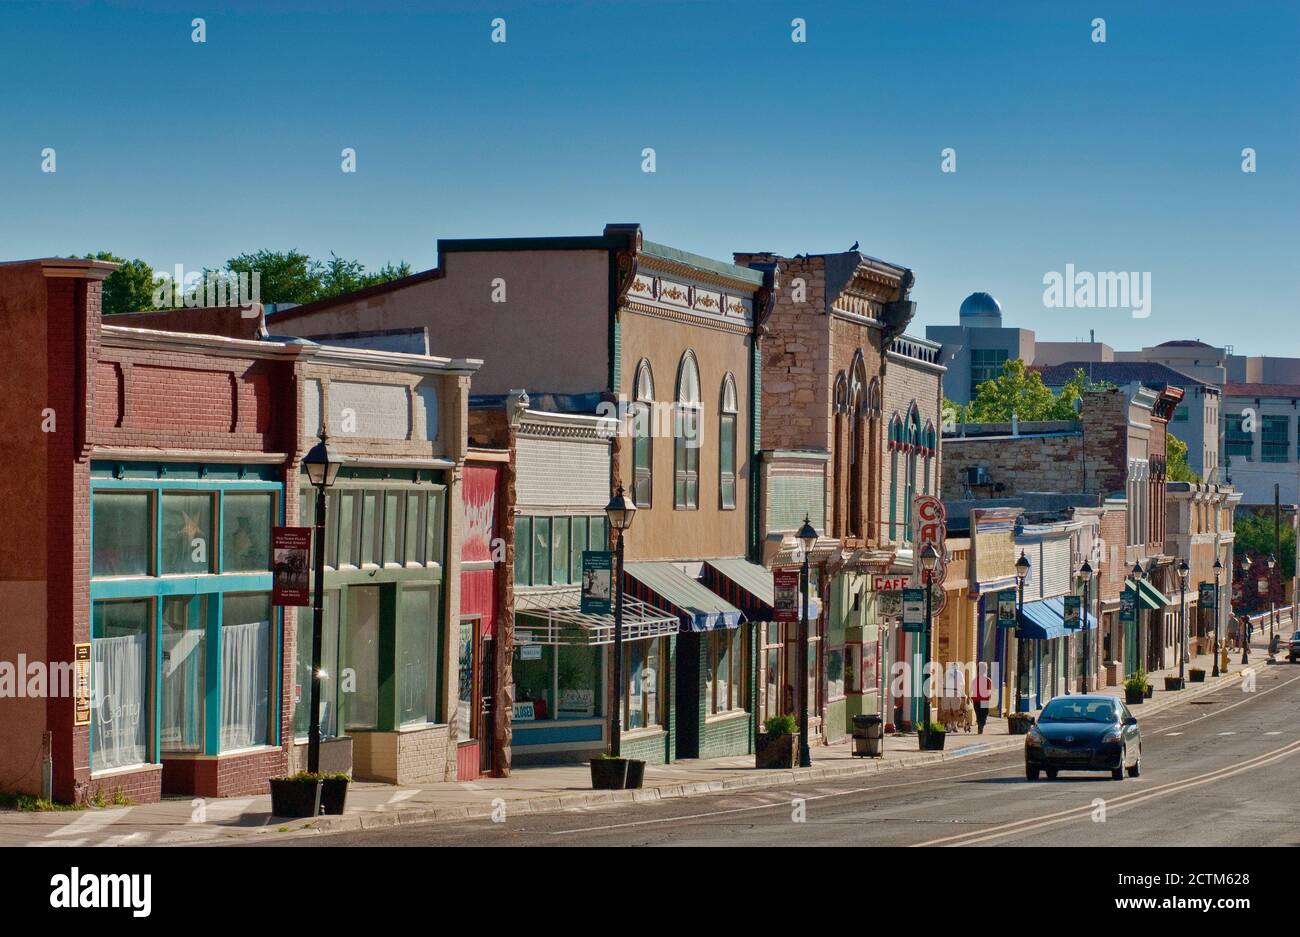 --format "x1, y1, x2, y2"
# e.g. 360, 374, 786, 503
248, 658, 1300, 847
